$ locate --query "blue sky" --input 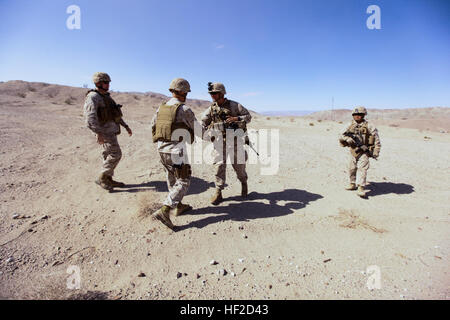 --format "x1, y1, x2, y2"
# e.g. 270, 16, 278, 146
0, 0, 449, 112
